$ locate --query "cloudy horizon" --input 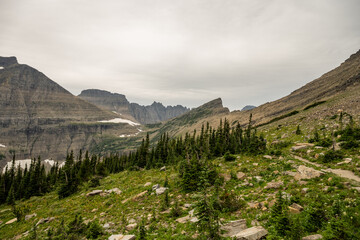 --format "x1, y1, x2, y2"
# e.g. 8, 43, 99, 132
1, 0, 359, 110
